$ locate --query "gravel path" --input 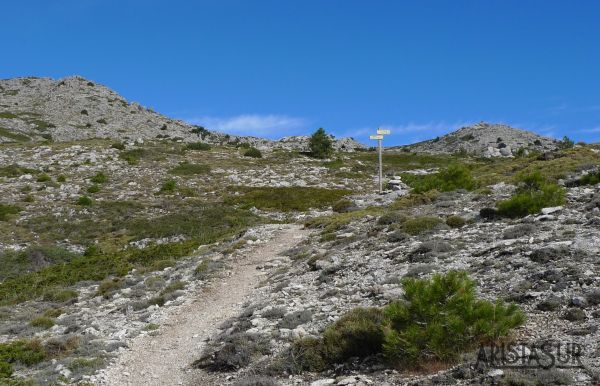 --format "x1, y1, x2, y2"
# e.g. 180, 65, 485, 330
97, 224, 310, 386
